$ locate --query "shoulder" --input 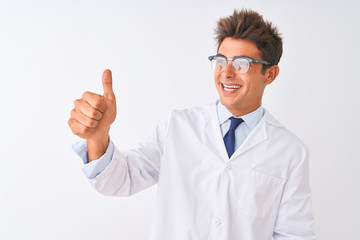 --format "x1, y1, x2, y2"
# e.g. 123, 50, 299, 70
263, 109, 310, 175
264, 108, 309, 154
170, 102, 214, 121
